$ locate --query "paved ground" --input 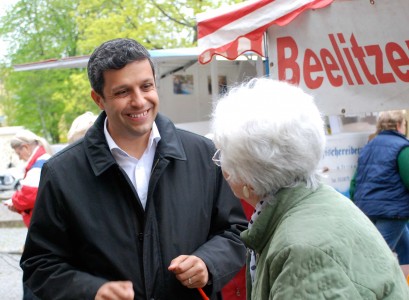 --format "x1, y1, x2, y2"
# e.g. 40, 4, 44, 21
0, 203, 27, 300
